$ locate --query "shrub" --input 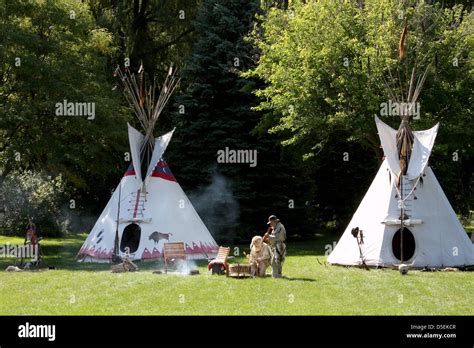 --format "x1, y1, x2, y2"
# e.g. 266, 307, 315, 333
0, 171, 67, 237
